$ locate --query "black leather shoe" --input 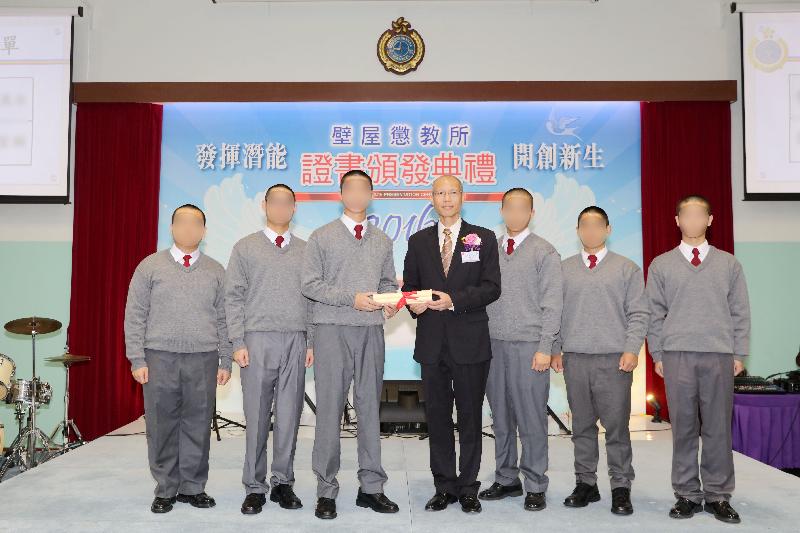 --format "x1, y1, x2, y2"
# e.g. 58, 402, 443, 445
524, 492, 546, 511
564, 483, 601, 508
669, 497, 702, 519
176, 492, 216, 508
241, 493, 266, 515
425, 491, 458, 511
315, 497, 337, 520
356, 489, 399, 513
704, 501, 741, 524
478, 481, 523, 501
459, 494, 482, 514
270, 484, 302, 509
610, 487, 633, 515
150, 496, 176, 513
